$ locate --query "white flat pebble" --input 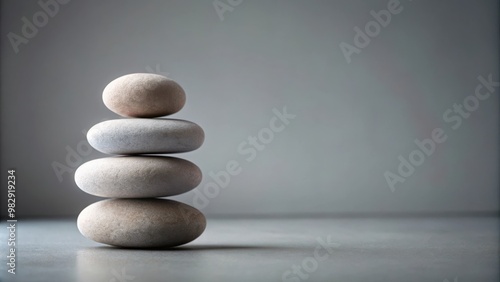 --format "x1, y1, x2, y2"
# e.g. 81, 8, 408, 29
87, 118, 204, 155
